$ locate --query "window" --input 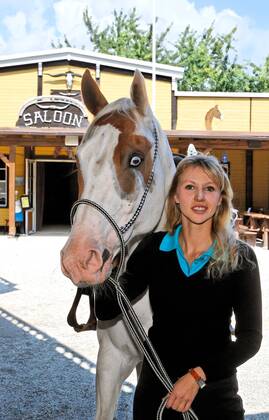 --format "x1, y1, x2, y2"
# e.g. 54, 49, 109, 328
0, 158, 8, 207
